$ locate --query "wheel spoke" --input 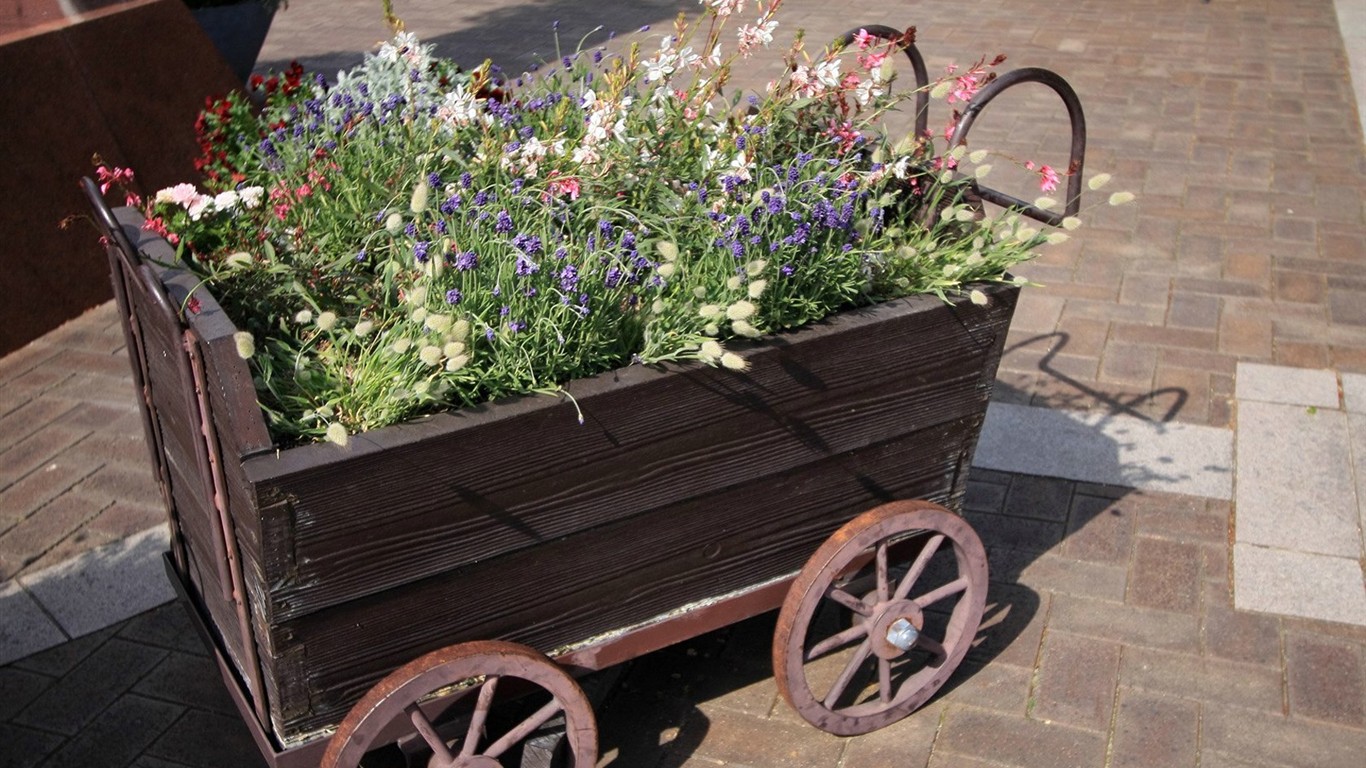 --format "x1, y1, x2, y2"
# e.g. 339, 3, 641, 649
822, 640, 872, 710
807, 622, 869, 661
483, 698, 564, 759
917, 634, 948, 664
876, 542, 890, 602
404, 703, 455, 764
893, 534, 945, 601
877, 657, 892, 704
826, 586, 872, 616
913, 576, 969, 609
459, 675, 500, 758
